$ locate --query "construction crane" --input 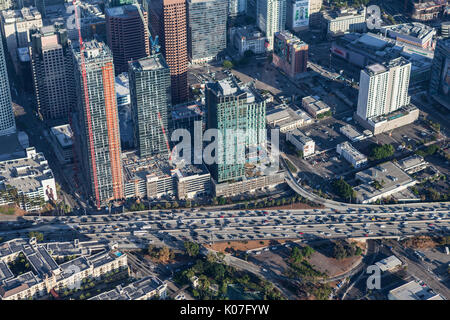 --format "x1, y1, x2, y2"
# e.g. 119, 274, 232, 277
135, 3, 160, 54
72, 0, 101, 209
